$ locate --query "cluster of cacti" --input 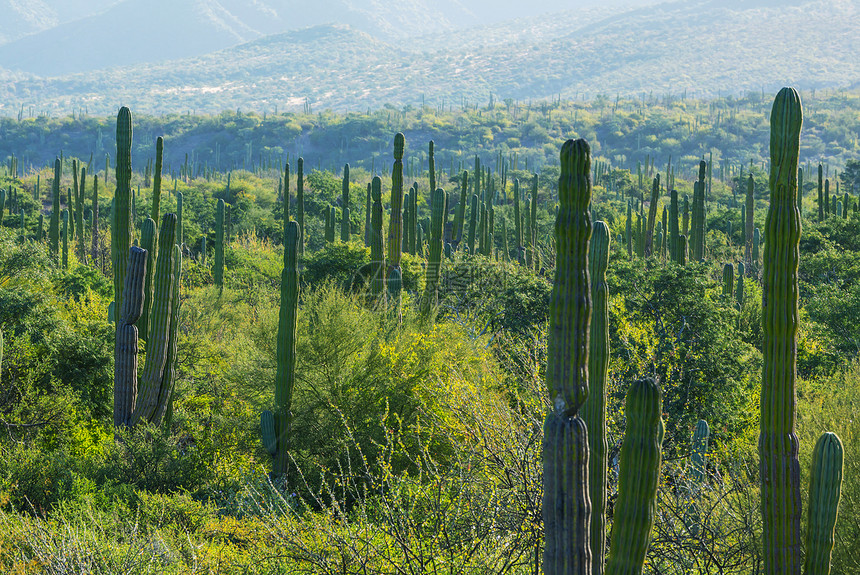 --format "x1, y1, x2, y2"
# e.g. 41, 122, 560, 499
114, 246, 147, 427
261, 220, 300, 476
